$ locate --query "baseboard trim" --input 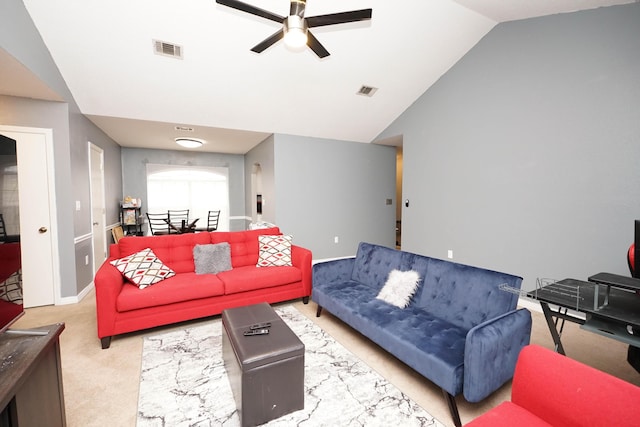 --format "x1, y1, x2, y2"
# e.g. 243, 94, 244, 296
58, 282, 94, 305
